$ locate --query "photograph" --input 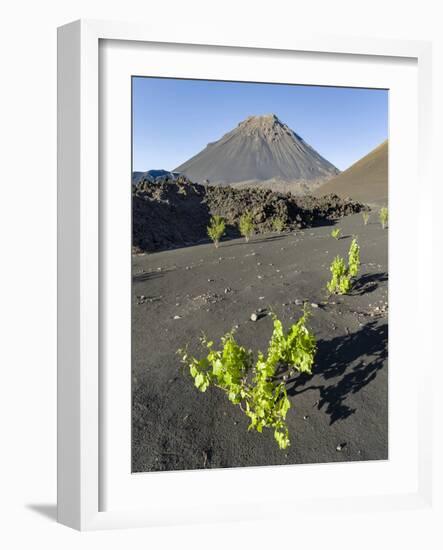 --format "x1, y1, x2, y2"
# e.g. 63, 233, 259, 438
131, 77, 389, 473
